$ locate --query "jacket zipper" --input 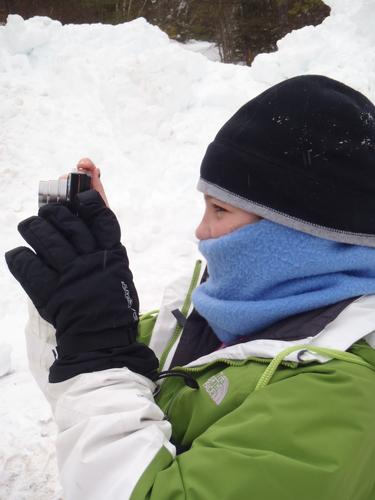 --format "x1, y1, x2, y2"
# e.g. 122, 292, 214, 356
159, 260, 203, 370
